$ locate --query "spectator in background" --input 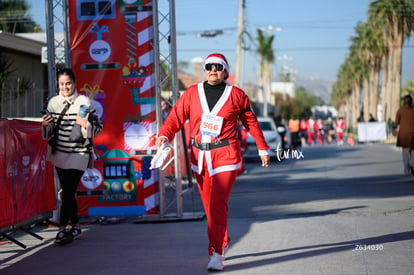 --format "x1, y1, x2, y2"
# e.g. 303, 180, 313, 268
387, 117, 397, 136
161, 98, 171, 121
368, 113, 377, 122
336, 117, 346, 145
307, 116, 315, 145
326, 117, 334, 144
288, 114, 300, 149
395, 94, 414, 175
357, 111, 365, 123
299, 118, 308, 146
274, 114, 287, 151
315, 118, 325, 144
